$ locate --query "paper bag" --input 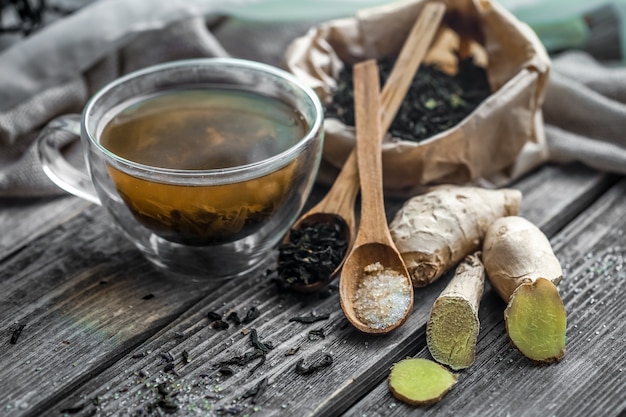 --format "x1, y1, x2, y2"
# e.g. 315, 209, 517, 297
283, 0, 550, 195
